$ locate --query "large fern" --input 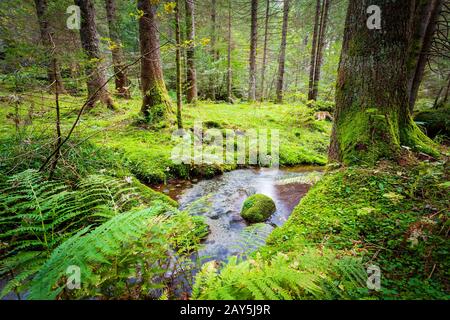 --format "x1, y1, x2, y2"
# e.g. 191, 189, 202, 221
192, 248, 367, 300
28, 203, 205, 300
0, 170, 157, 298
